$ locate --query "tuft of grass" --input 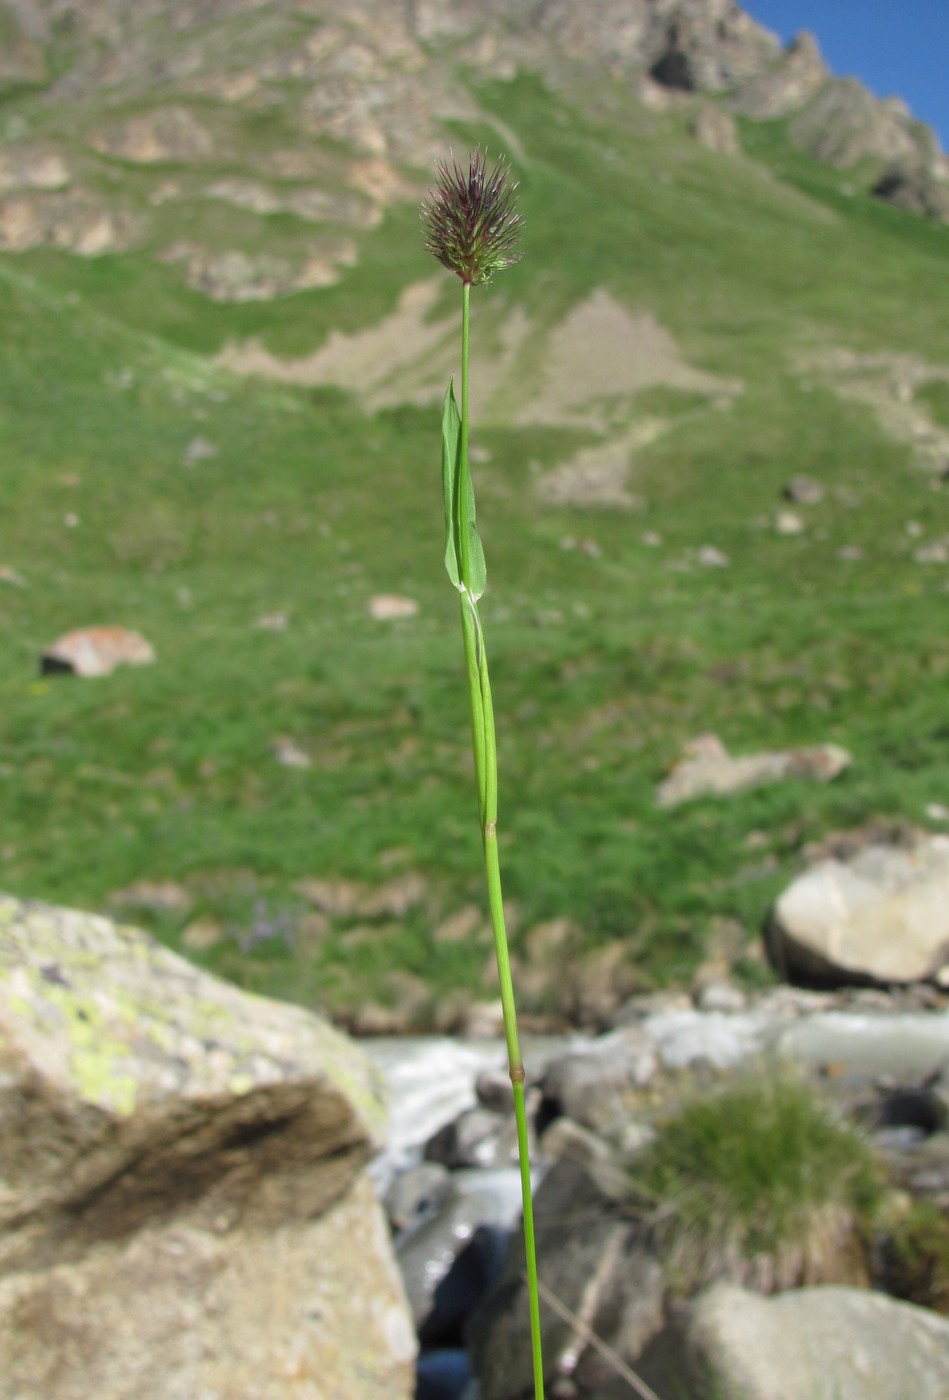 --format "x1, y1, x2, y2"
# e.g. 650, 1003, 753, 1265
636, 1073, 882, 1294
